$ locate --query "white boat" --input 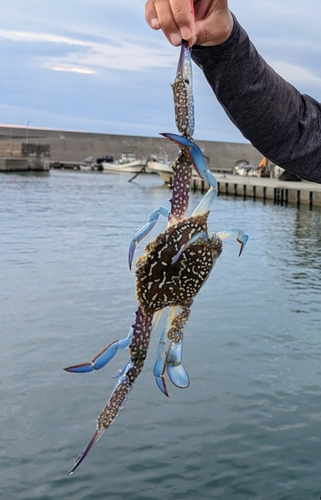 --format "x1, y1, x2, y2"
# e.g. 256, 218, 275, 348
147, 157, 174, 184
101, 152, 148, 173
147, 149, 215, 185
79, 156, 96, 170
147, 154, 205, 185
233, 159, 263, 177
